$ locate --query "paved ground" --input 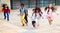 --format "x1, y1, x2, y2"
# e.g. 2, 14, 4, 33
0, 7, 60, 33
